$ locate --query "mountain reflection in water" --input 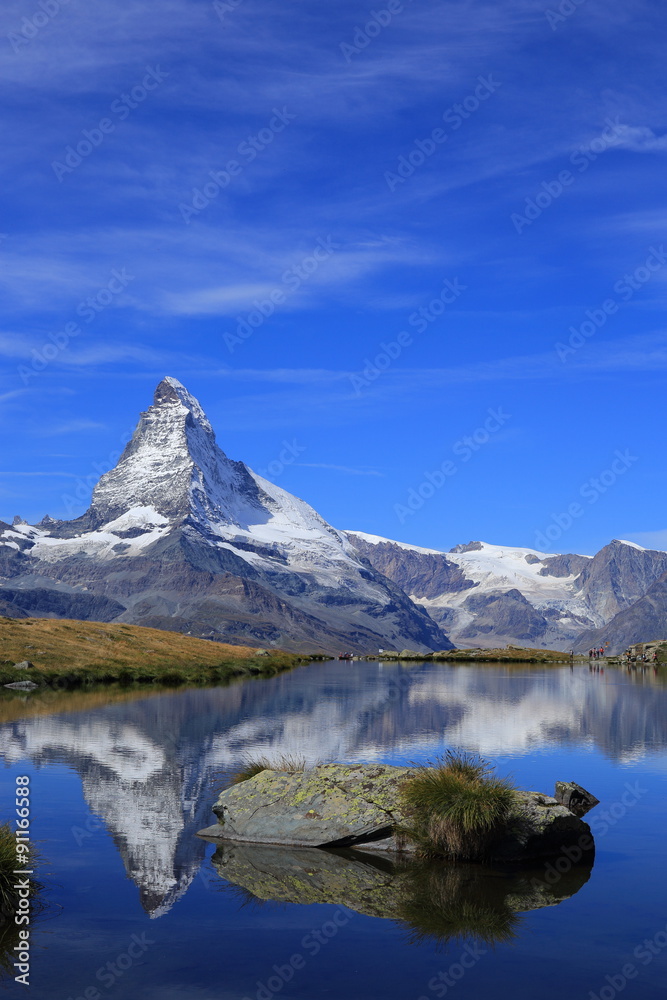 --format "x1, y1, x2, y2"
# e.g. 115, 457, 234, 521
0, 660, 664, 917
